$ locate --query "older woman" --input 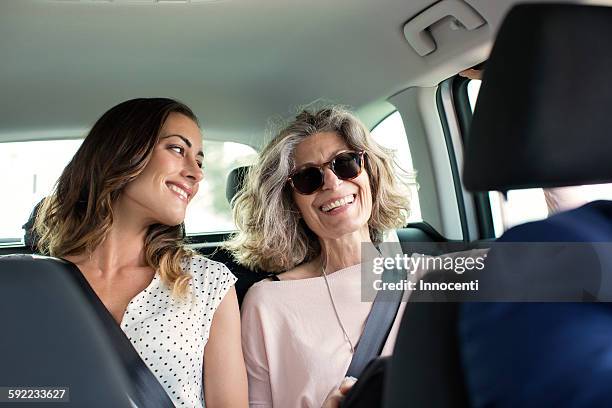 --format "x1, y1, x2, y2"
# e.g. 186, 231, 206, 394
228, 106, 411, 408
